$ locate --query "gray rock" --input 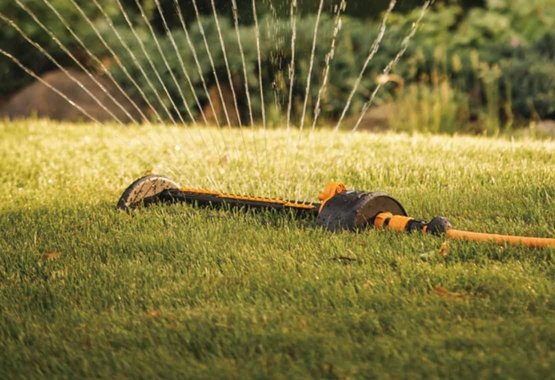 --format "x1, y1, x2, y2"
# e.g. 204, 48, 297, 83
0, 69, 142, 123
